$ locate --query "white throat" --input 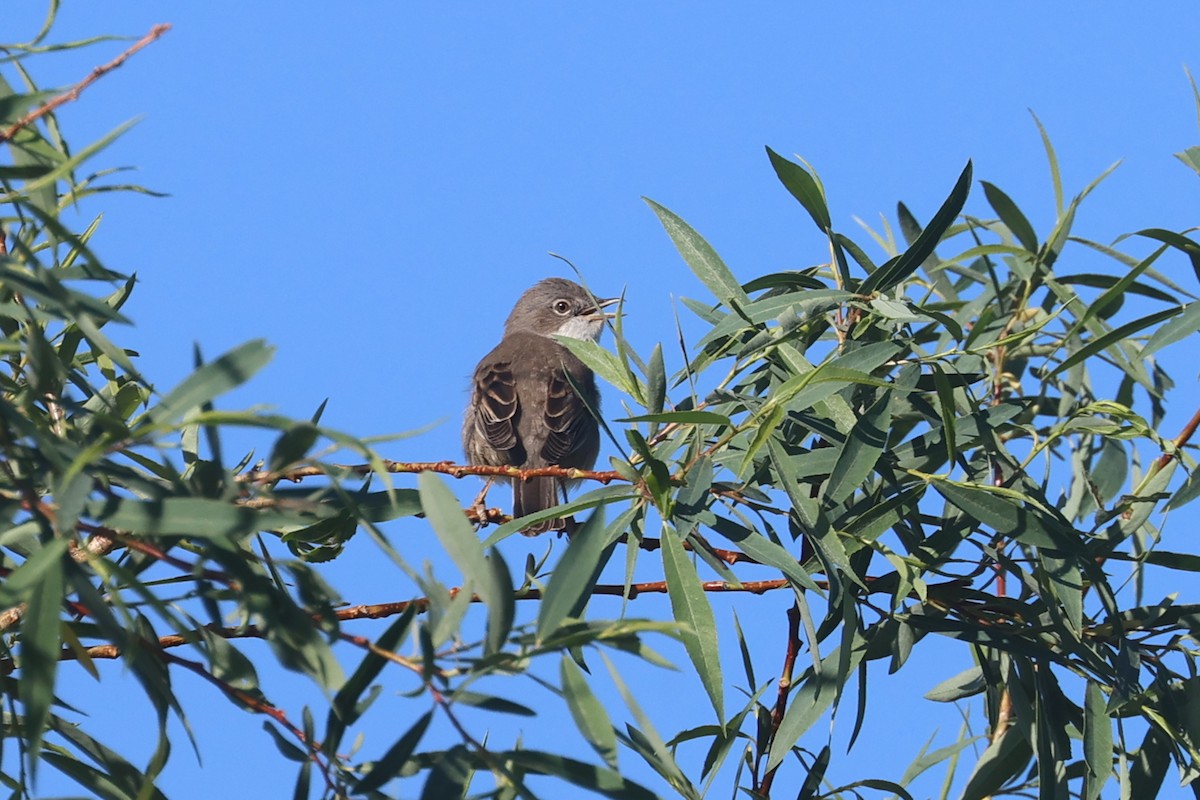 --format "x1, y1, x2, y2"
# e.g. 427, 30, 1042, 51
553, 316, 603, 342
